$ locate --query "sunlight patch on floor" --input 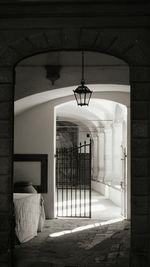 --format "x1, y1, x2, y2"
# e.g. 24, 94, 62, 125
49, 217, 124, 238
57, 190, 121, 219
